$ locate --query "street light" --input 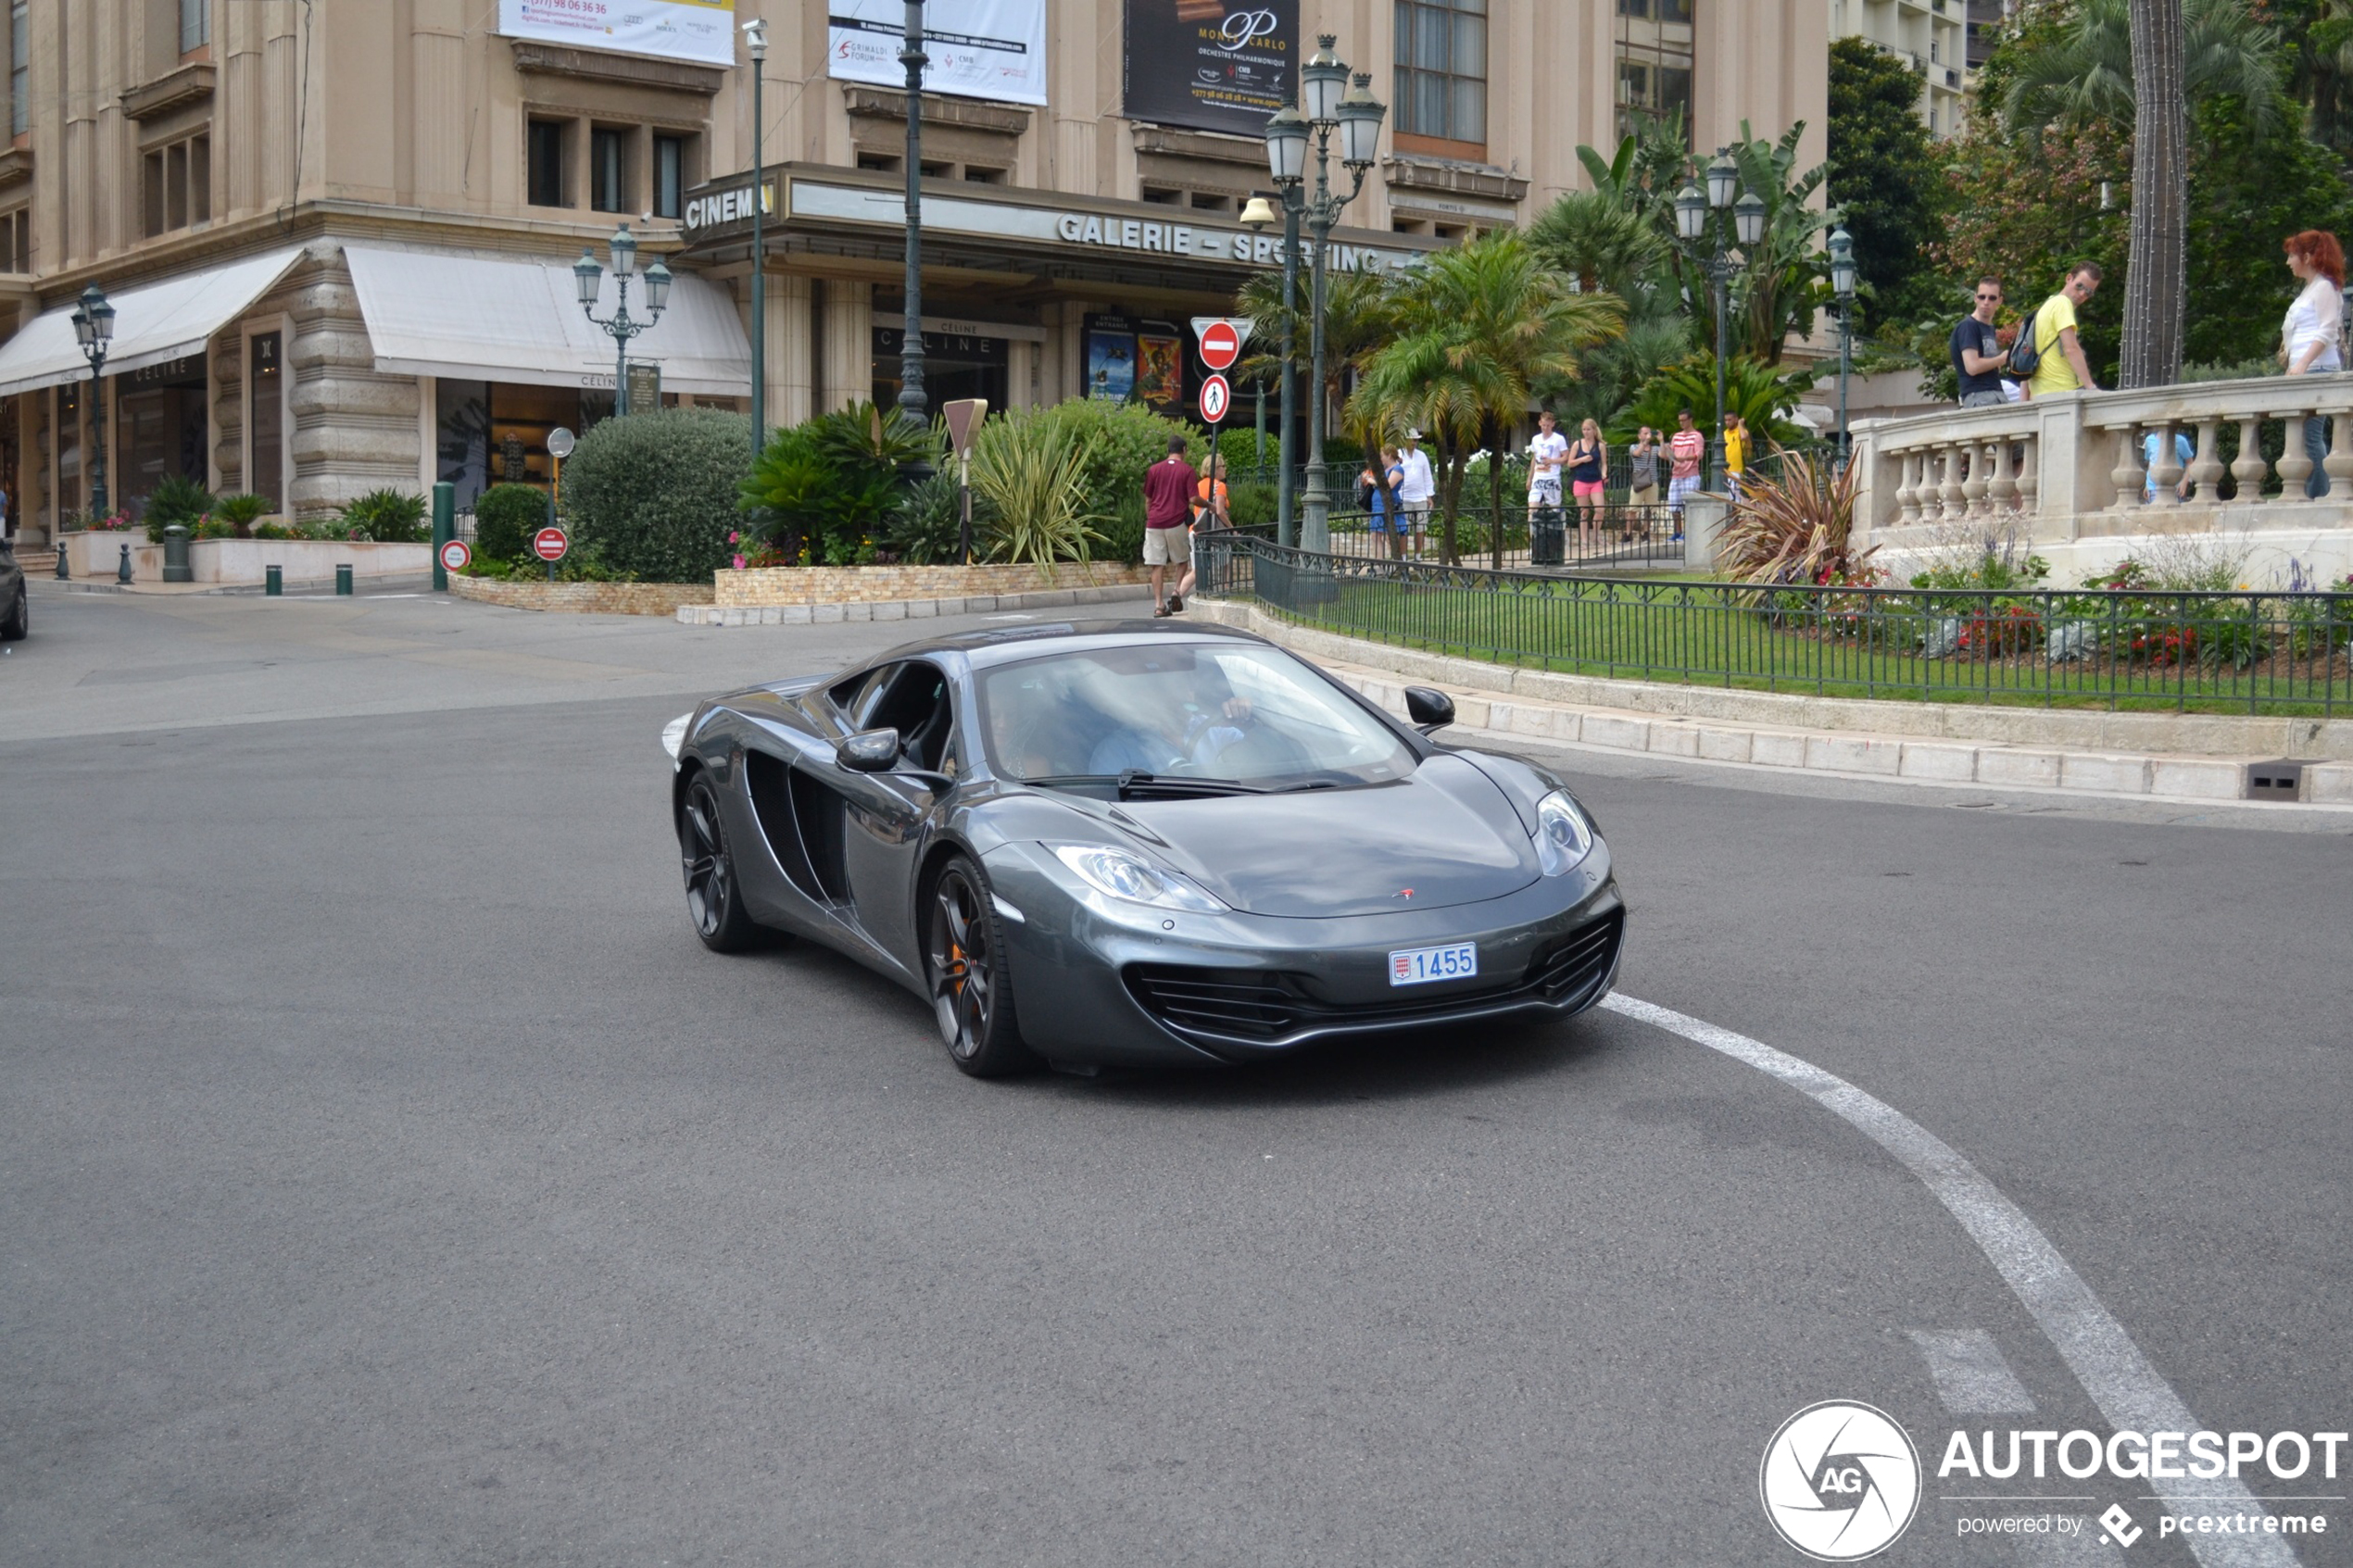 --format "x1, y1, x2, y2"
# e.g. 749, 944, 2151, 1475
743, 18, 768, 453
1828, 224, 1857, 472
70, 283, 116, 521
897, 0, 933, 479
1264, 40, 1385, 555
1671, 149, 1768, 493
1239, 195, 1282, 491
574, 222, 671, 417
1240, 182, 1301, 546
